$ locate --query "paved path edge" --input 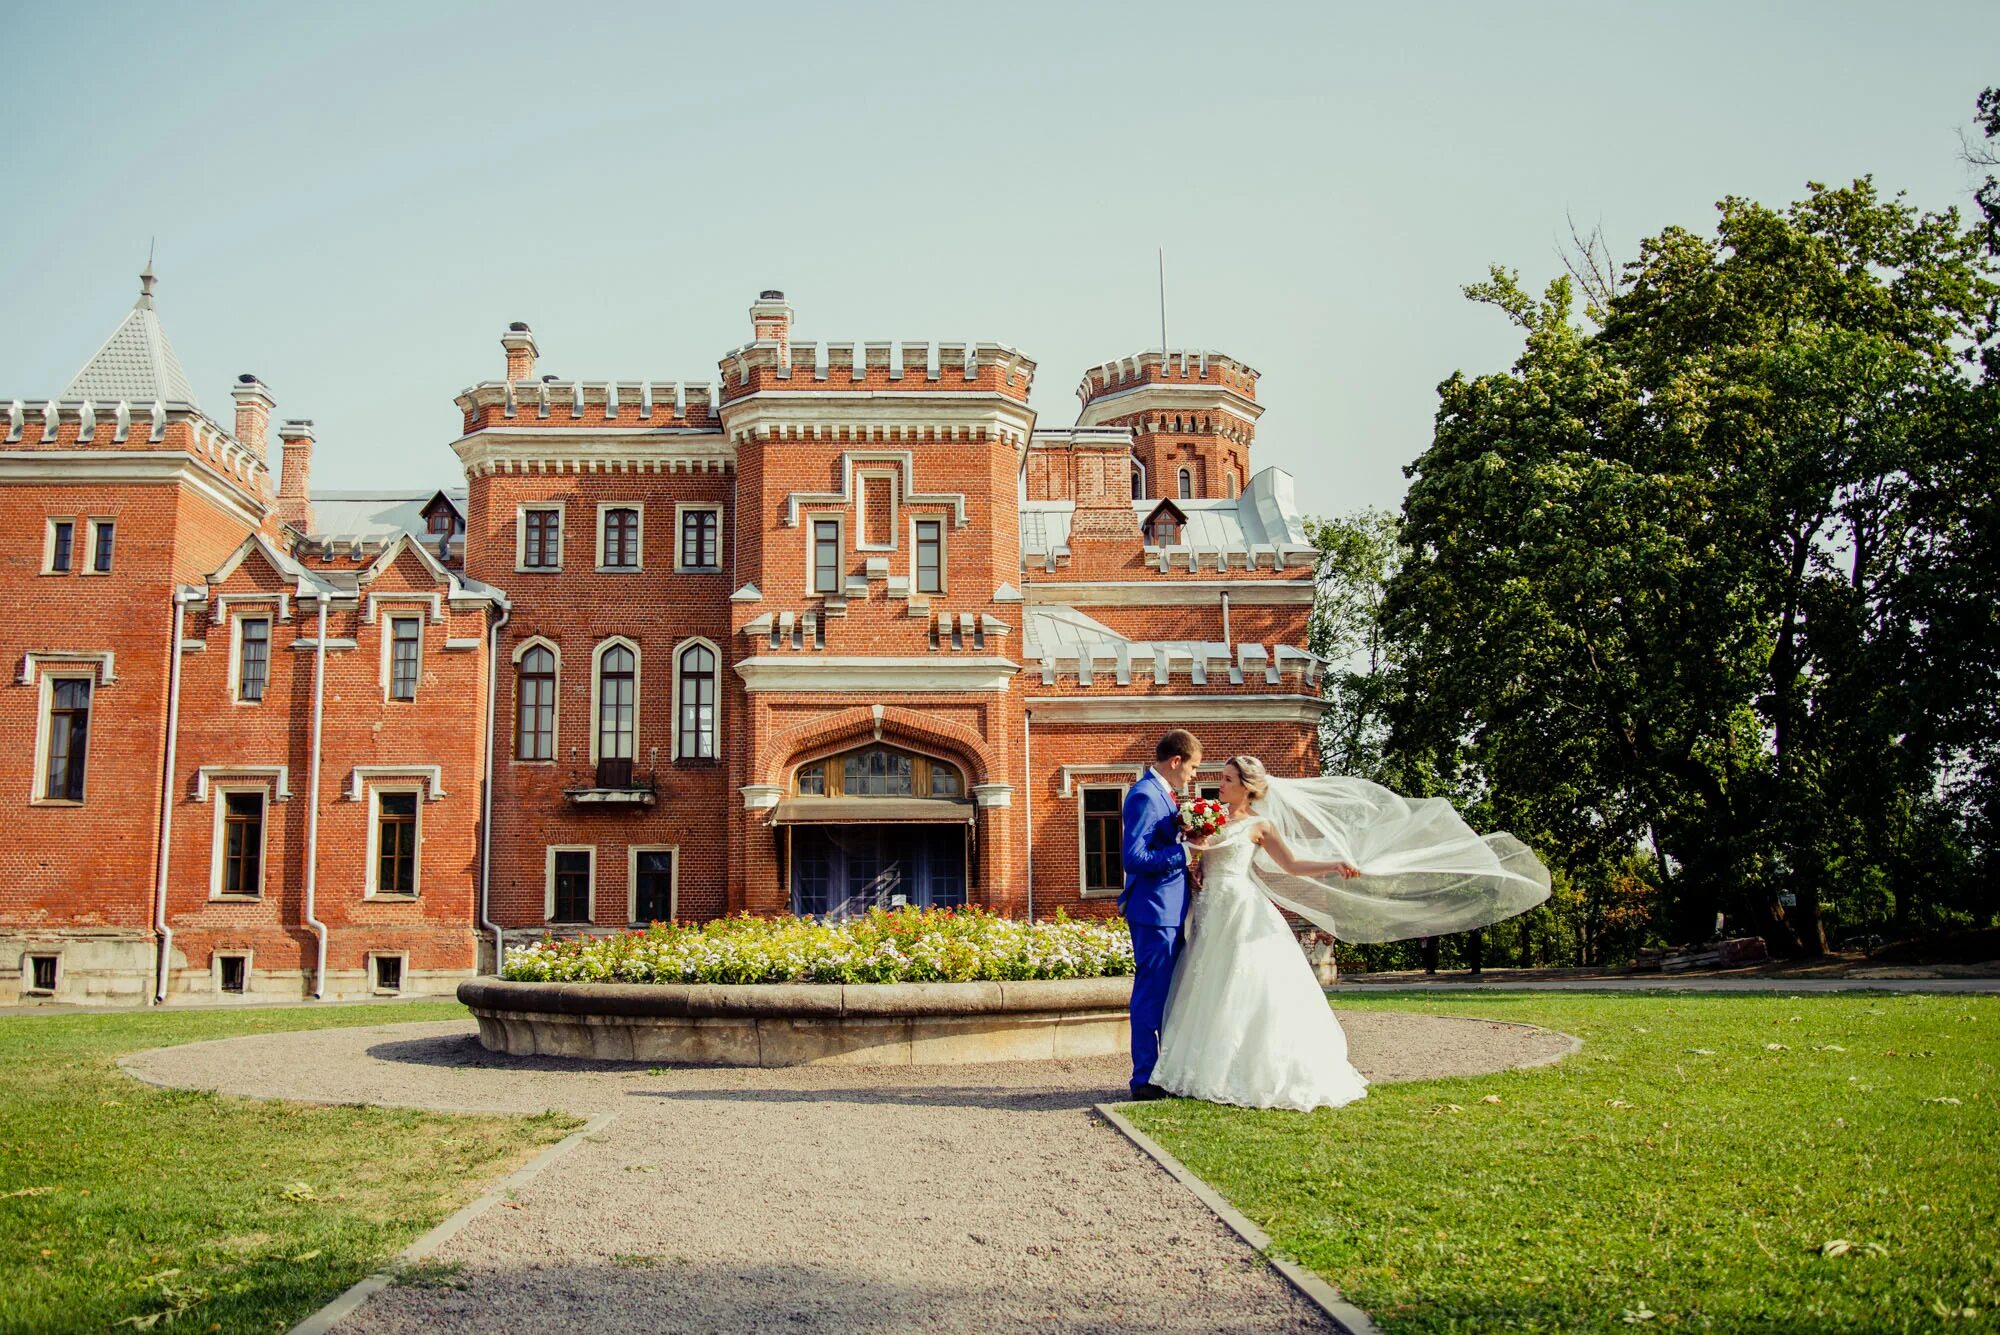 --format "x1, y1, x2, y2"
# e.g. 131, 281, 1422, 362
1094, 1102, 1384, 1335
287, 1111, 617, 1335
